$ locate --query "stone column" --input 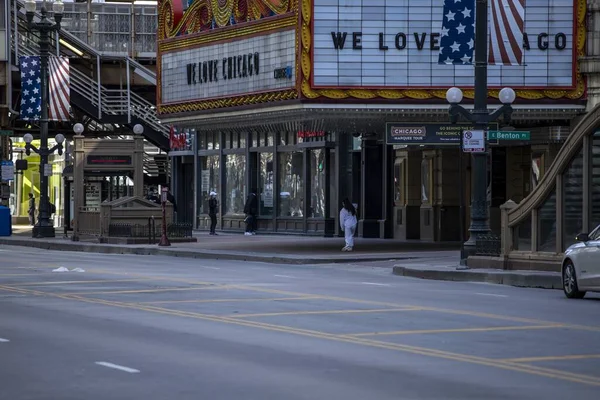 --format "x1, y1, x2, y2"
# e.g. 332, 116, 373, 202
71, 135, 85, 241
133, 135, 144, 197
